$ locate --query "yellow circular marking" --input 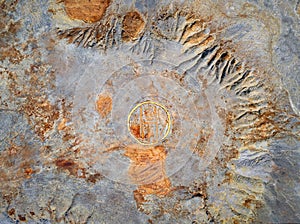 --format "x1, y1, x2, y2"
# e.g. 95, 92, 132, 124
127, 101, 171, 145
